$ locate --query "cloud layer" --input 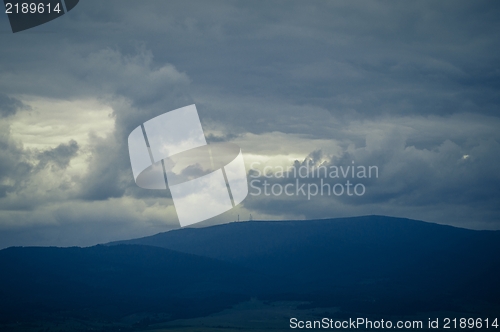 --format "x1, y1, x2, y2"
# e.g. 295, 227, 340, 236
0, 1, 499, 247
